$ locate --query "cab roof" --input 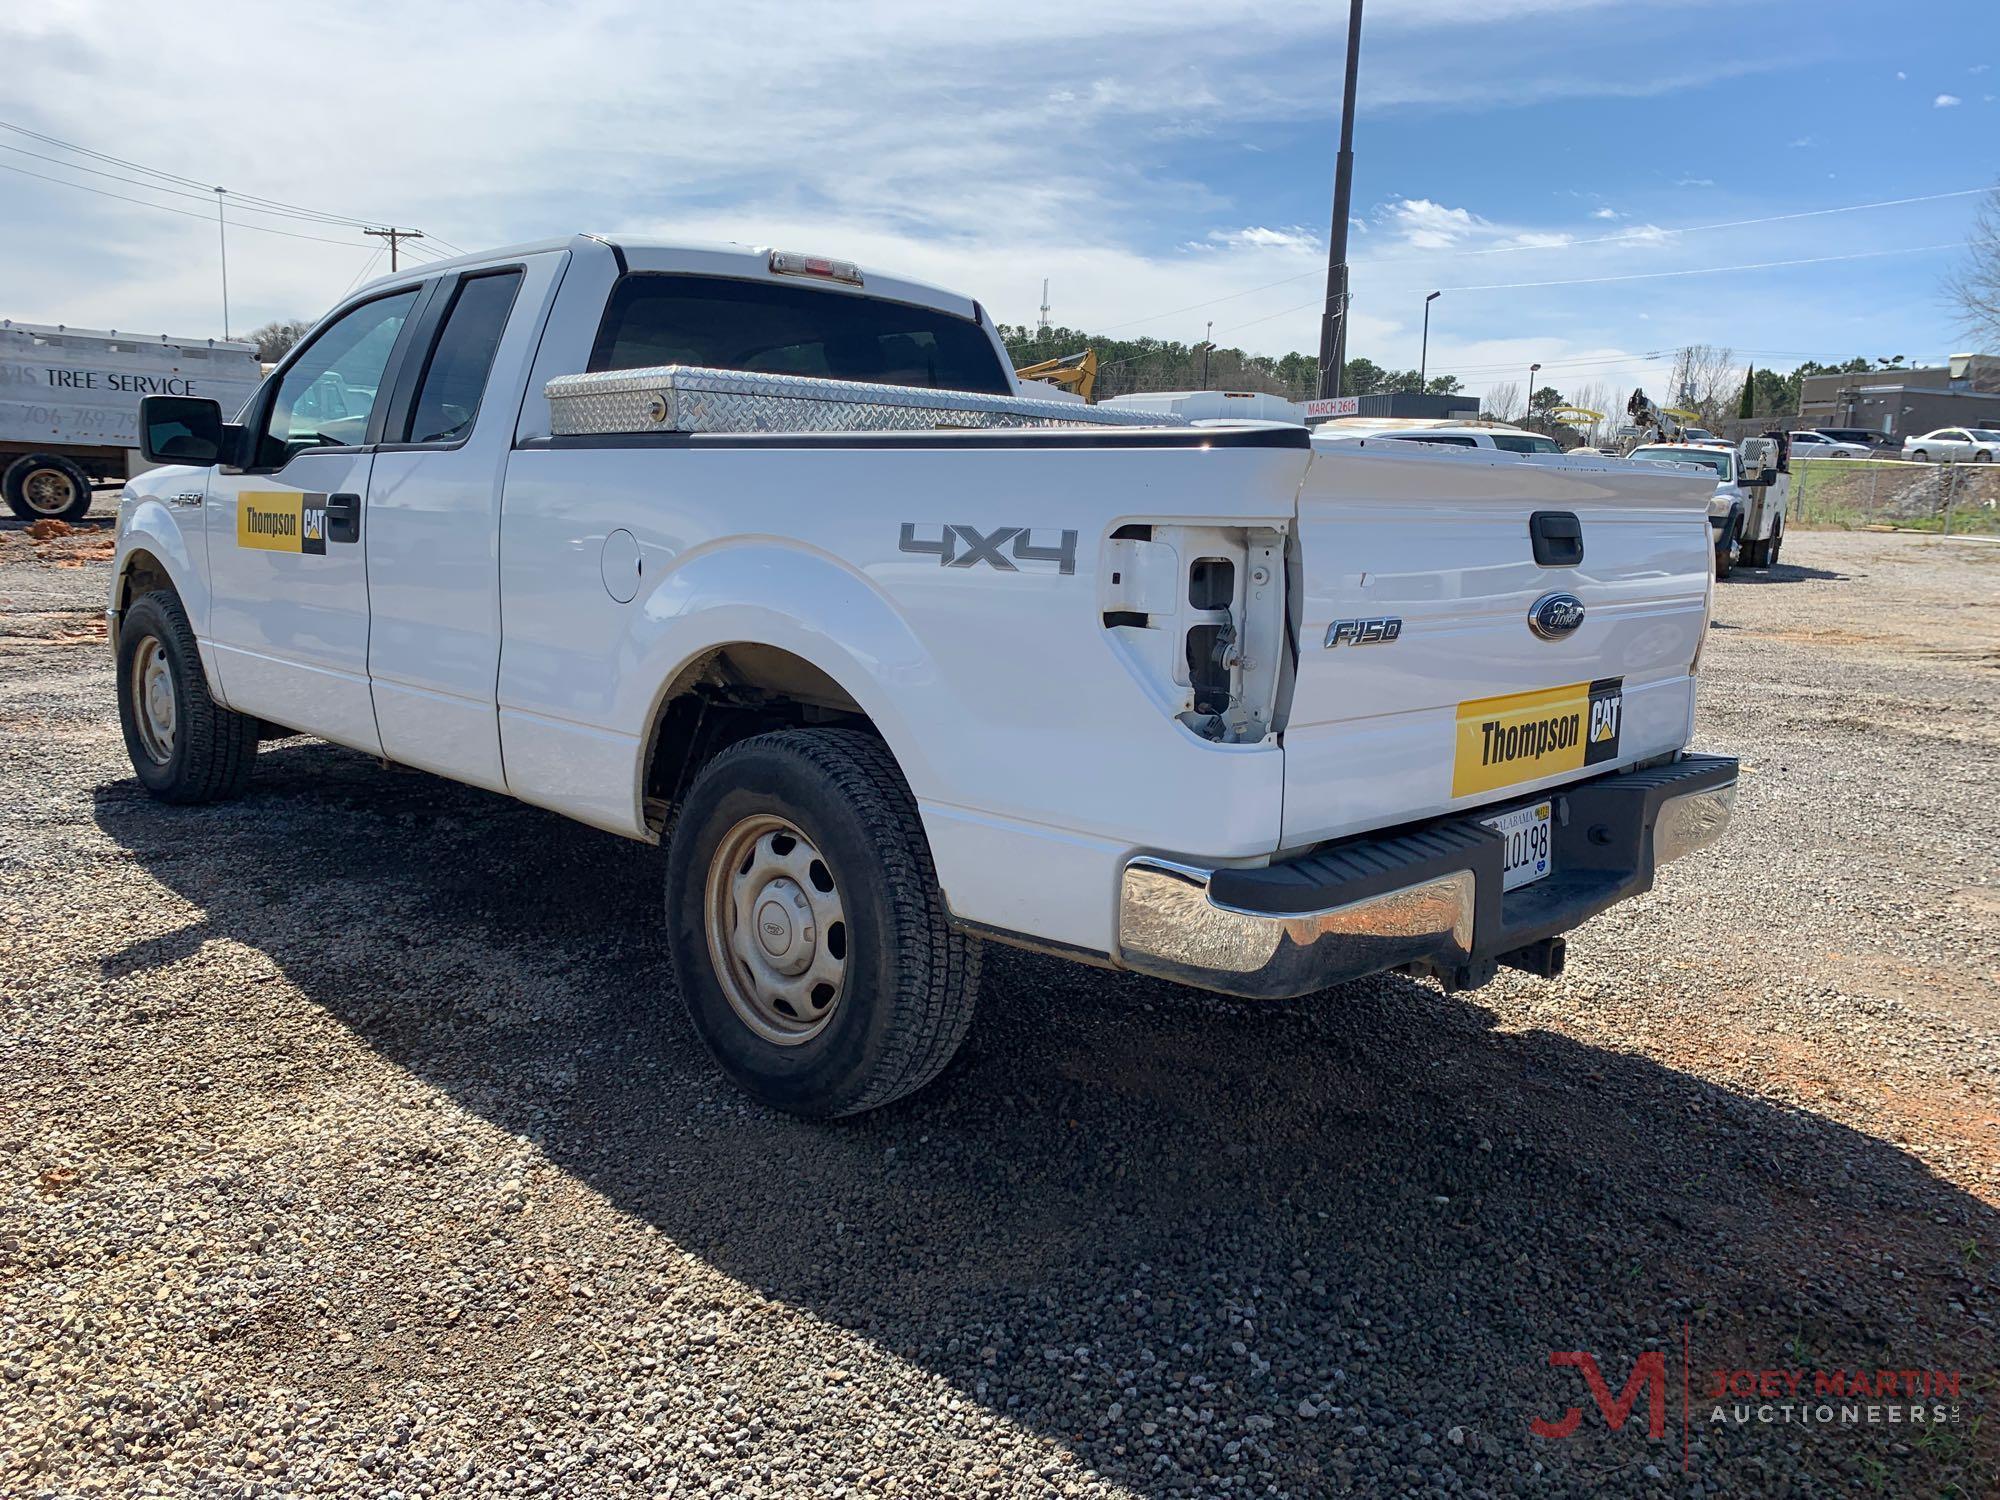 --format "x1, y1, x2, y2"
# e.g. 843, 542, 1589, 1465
357, 234, 982, 323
